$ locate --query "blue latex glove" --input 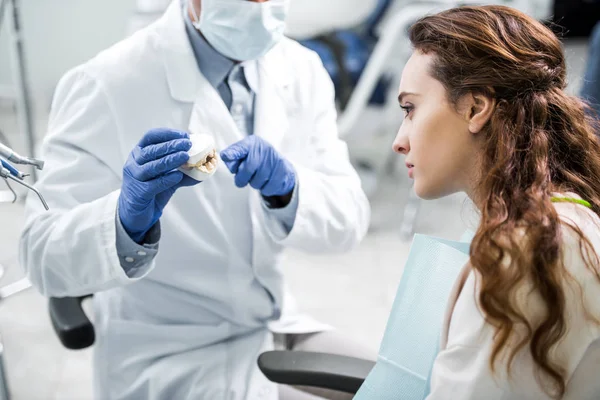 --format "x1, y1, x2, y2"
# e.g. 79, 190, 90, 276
220, 136, 296, 198
118, 128, 199, 243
